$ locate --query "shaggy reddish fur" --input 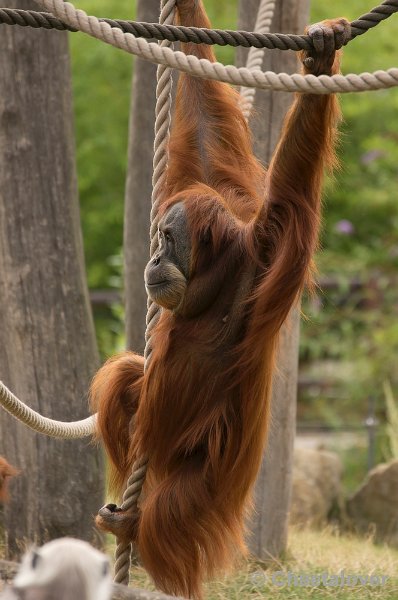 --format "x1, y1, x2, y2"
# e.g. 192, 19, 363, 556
91, 2, 343, 598
0, 456, 19, 502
